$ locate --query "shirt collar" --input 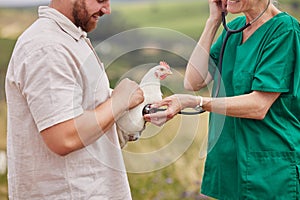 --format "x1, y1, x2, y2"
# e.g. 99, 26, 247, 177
38, 6, 87, 41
